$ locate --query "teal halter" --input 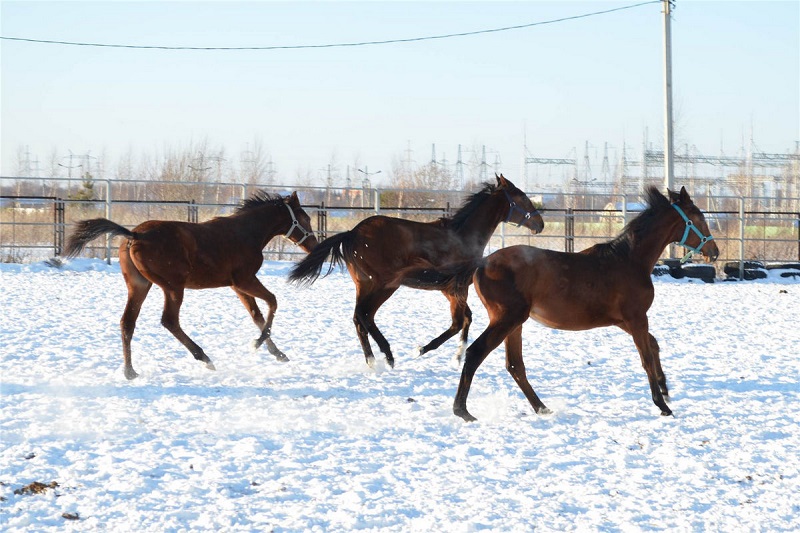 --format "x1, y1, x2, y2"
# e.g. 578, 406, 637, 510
672, 203, 714, 263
